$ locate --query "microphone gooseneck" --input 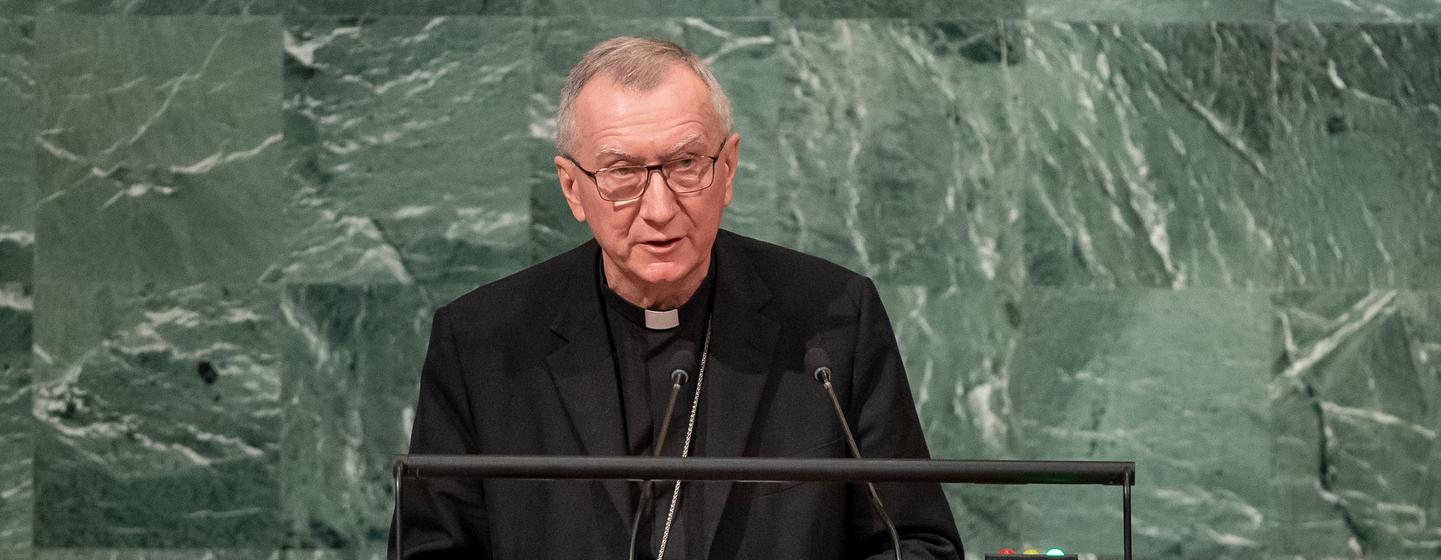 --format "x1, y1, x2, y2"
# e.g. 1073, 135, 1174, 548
626, 350, 695, 560
806, 348, 903, 560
